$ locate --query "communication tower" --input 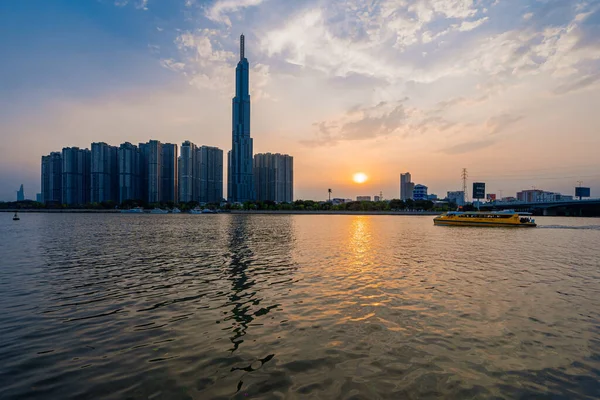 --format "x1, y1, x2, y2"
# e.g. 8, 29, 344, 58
461, 168, 469, 203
